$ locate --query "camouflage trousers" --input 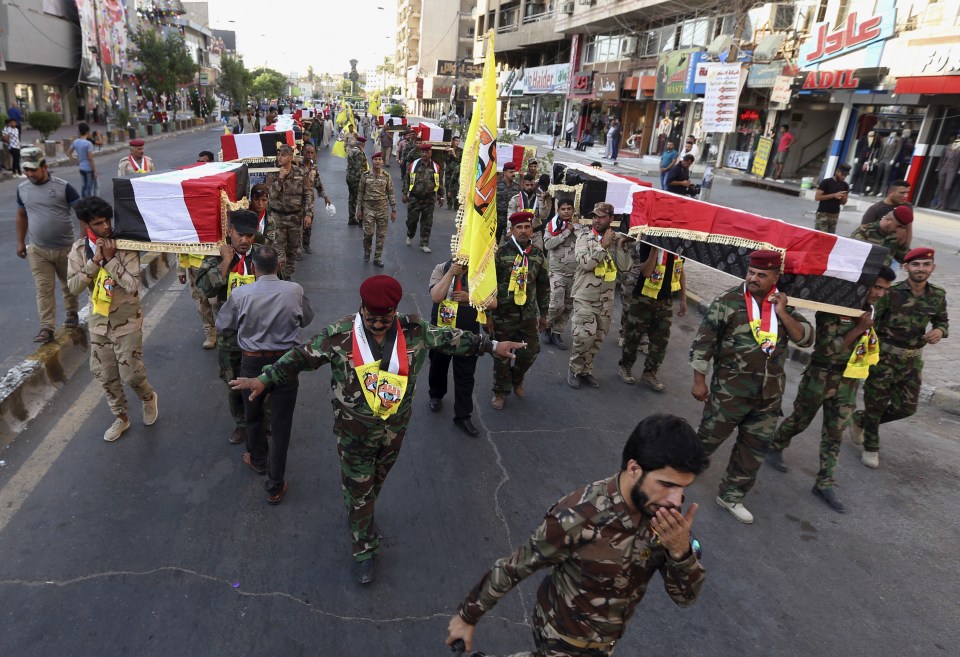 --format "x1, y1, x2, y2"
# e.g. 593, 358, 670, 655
569, 298, 613, 376
698, 386, 782, 503
406, 195, 436, 247
334, 408, 410, 561
814, 212, 839, 234
361, 203, 390, 261
499, 609, 614, 657
186, 266, 217, 330
445, 174, 460, 211
347, 179, 360, 224
90, 330, 154, 418
273, 217, 303, 280
546, 273, 574, 334
618, 271, 640, 338
619, 295, 673, 374
772, 365, 858, 489
491, 315, 541, 395
217, 343, 246, 428
853, 353, 923, 453
302, 223, 313, 248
